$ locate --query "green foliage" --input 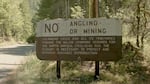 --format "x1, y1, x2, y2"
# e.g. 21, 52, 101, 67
36, 0, 87, 20
111, 42, 149, 82
0, 0, 33, 42
37, 0, 66, 20
71, 6, 85, 18
103, 0, 150, 48
26, 34, 35, 43
11, 0, 150, 84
